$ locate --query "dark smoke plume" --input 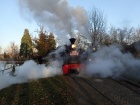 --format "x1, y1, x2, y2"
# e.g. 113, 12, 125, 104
18, 0, 89, 43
